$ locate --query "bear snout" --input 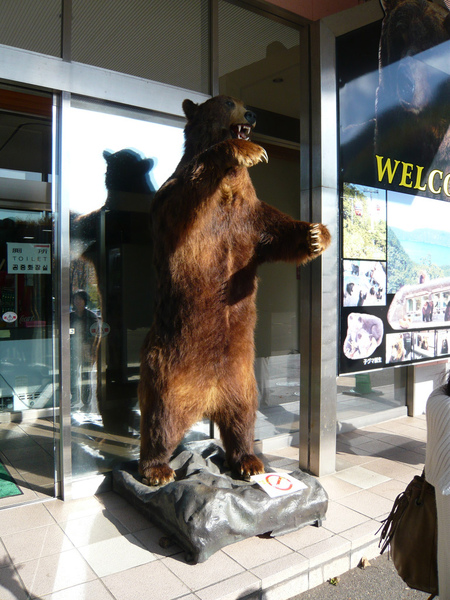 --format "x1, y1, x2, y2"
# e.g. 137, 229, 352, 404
245, 110, 256, 126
